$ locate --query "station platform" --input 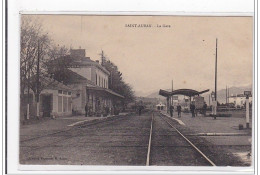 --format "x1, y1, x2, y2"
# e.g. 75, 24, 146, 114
160, 110, 252, 165
20, 113, 128, 142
